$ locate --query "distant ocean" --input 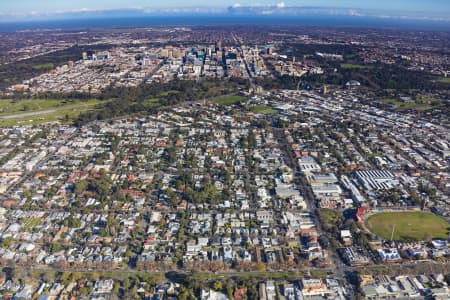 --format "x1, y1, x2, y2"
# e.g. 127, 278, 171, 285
1, 15, 449, 32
